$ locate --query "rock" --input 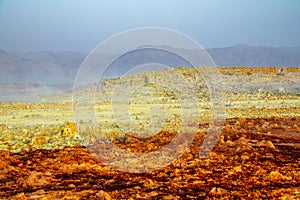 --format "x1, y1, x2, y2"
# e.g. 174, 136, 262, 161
95, 190, 112, 200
